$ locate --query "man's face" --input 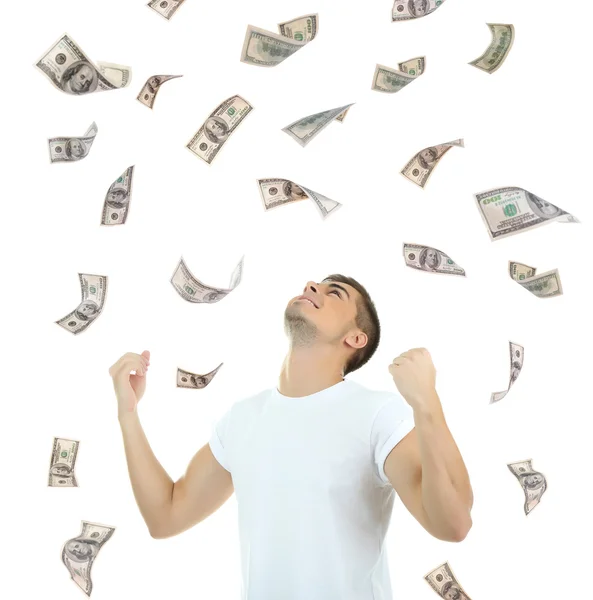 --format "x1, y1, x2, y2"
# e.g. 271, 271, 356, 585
53, 466, 70, 475
525, 474, 542, 486
412, 0, 428, 16
426, 249, 439, 268
206, 119, 225, 138
80, 303, 96, 316
290, 184, 307, 199
284, 280, 362, 348
443, 585, 467, 600
70, 139, 84, 157
420, 148, 436, 164
535, 198, 559, 216
108, 190, 126, 204
67, 541, 92, 560
71, 64, 94, 93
